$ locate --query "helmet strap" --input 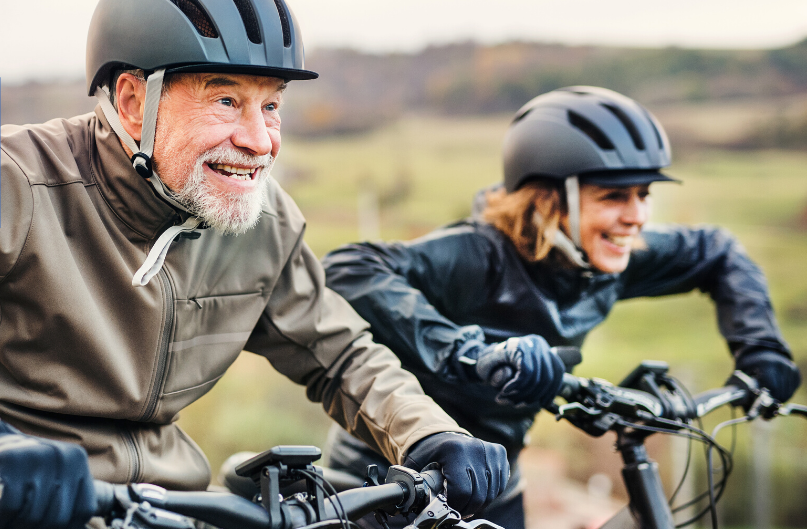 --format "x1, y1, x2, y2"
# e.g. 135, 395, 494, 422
553, 230, 590, 269
94, 70, 193, 215
95, 69, 204, 287
552, 176, 590, 269
564, 176, 582, 248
